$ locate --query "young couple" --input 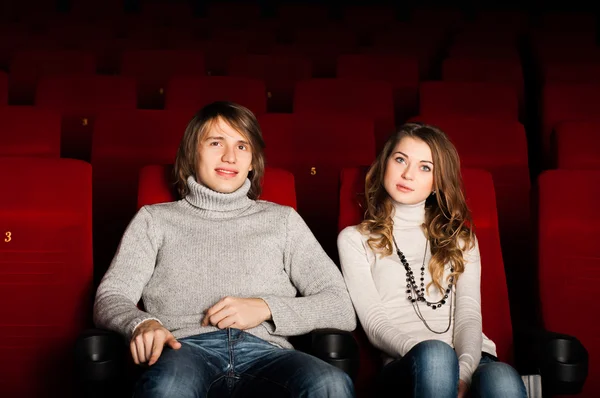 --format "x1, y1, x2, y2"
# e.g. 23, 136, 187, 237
94, 101, 526, 397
